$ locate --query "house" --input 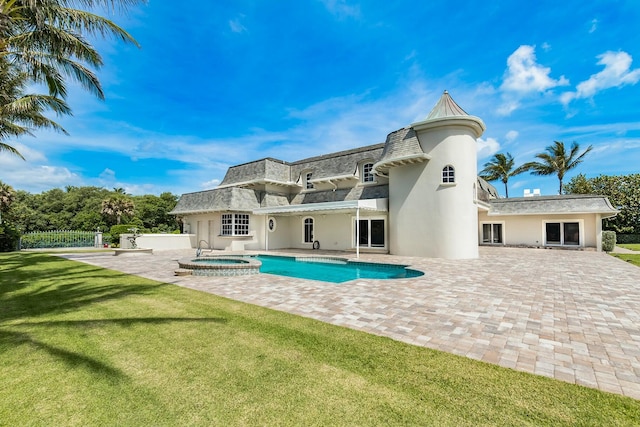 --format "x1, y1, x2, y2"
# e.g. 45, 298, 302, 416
170, 91, 617, 258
